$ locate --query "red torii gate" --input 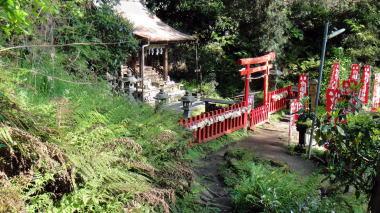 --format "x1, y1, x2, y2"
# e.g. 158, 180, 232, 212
238, 52, 276, 107
179, 51, 293, 144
